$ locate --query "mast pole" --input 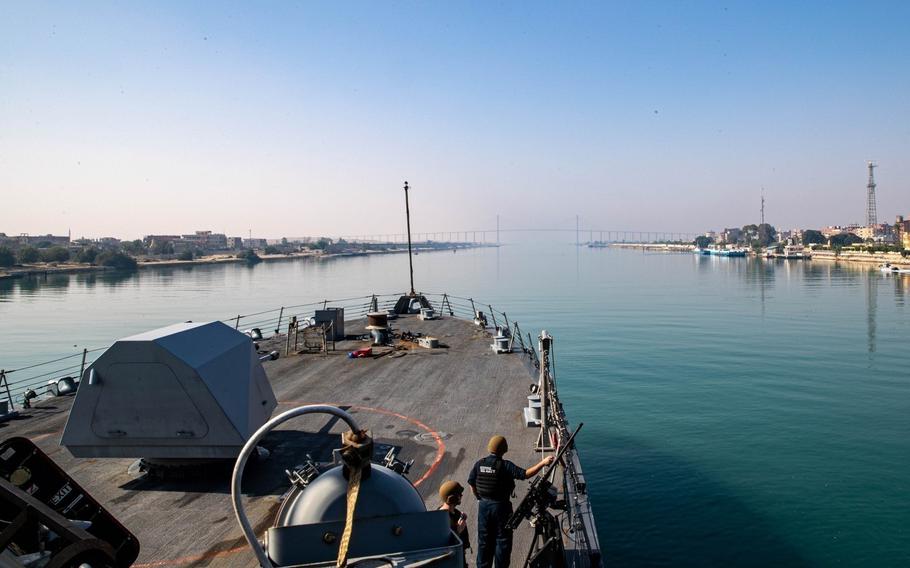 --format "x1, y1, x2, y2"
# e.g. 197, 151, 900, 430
404, 181, 415, 295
